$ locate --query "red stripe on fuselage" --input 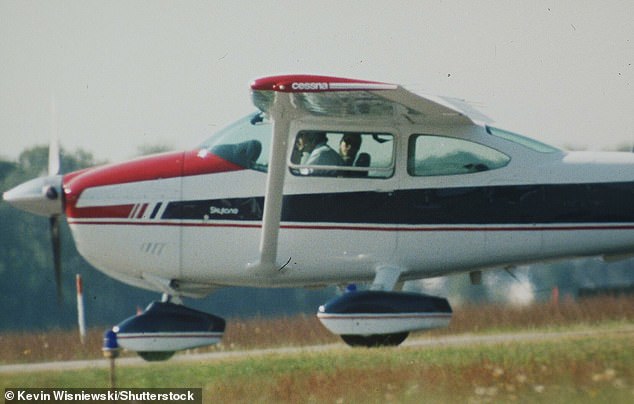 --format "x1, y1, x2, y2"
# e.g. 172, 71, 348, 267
63, 150, 243, 218
71, 205, 135, 219
136, 203, 148, 219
